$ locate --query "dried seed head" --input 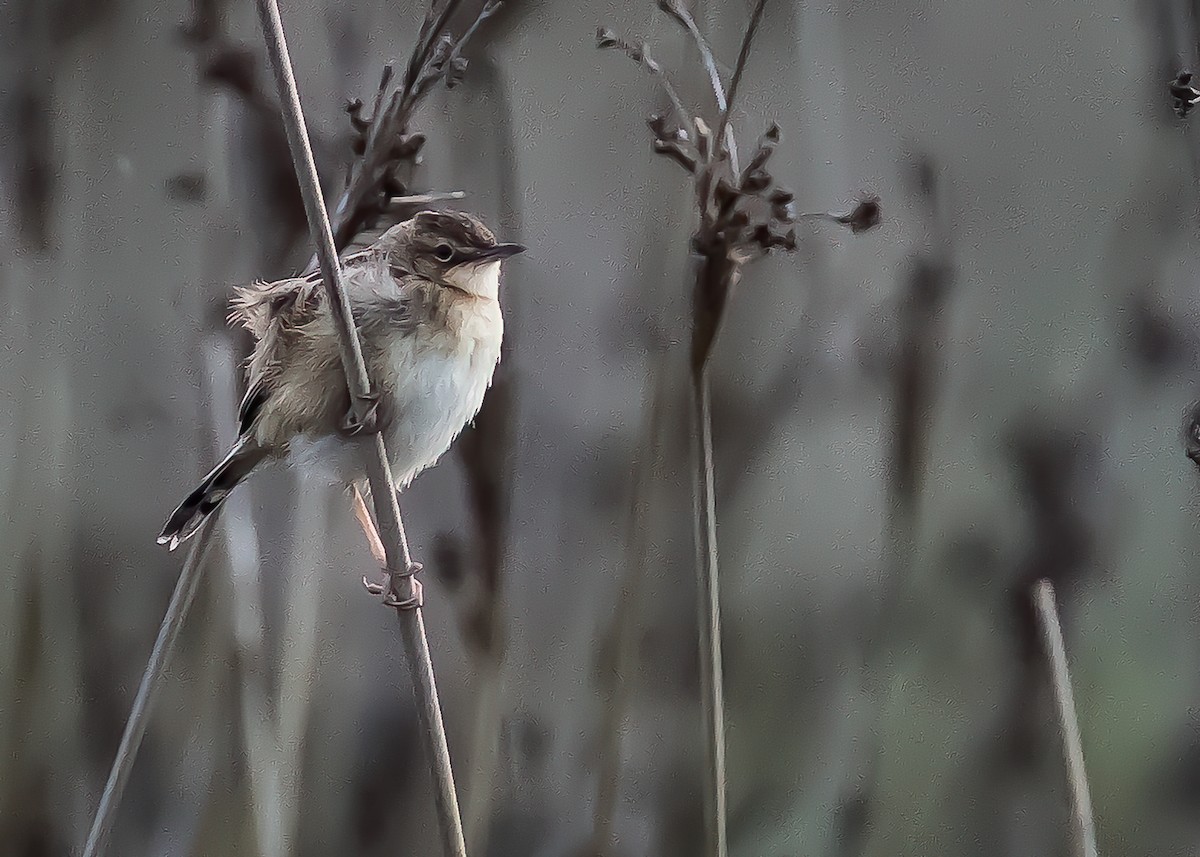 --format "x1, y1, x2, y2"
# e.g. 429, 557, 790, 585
841, 195, 882, 233
652, 138, 698, 173
596, 27, 620, 49
1184, 400, 1200, 468
1171, 70, 1200, 118
397, 133, 426, 159
741, 168, 771, 194
445, 56, 469, 89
